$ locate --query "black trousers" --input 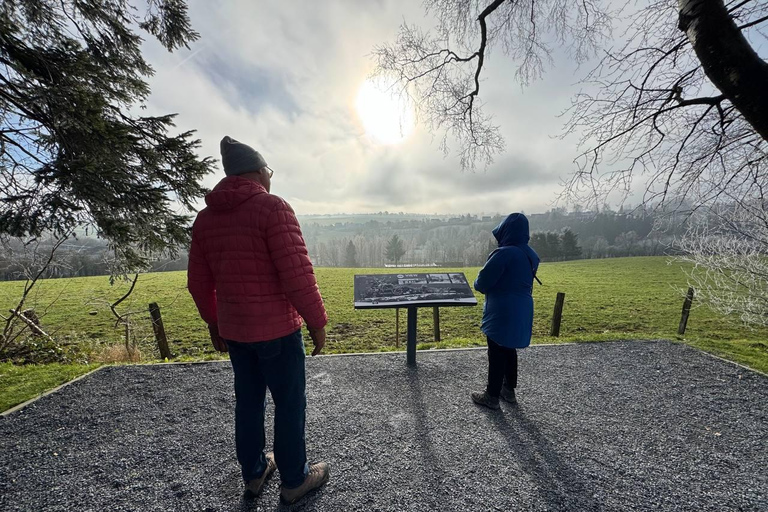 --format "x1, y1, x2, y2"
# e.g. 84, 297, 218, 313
486, 336, 518, 398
